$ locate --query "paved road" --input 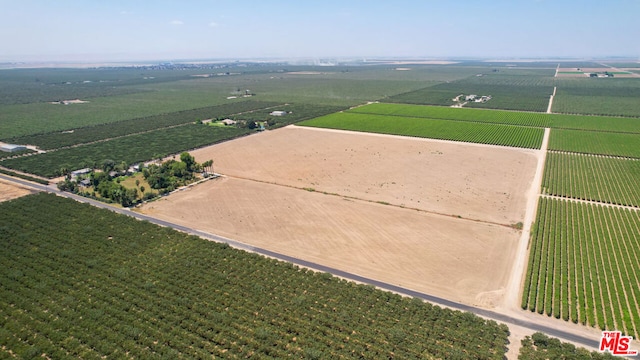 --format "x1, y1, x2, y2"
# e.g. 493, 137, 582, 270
0, 173, 602, 350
